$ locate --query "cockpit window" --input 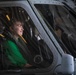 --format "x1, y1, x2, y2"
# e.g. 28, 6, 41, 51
35, 4, 76, 57
0, 7, 53, 70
